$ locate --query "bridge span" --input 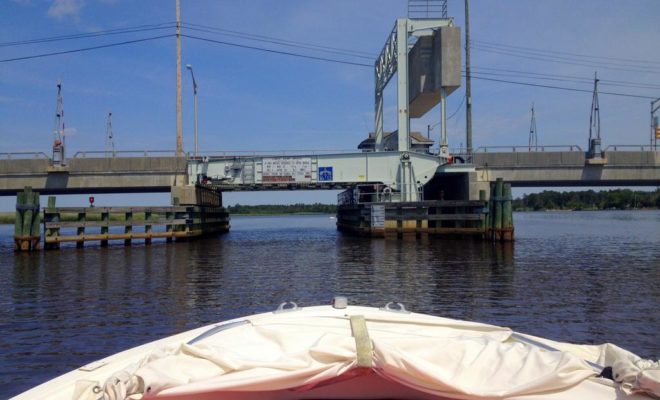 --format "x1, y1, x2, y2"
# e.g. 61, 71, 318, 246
0, 149, 658, 198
